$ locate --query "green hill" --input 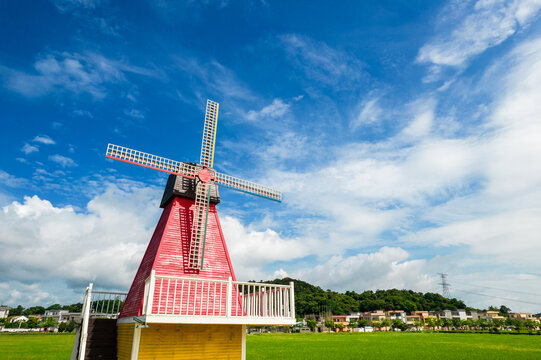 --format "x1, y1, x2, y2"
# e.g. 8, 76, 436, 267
265, 278, 470, 317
